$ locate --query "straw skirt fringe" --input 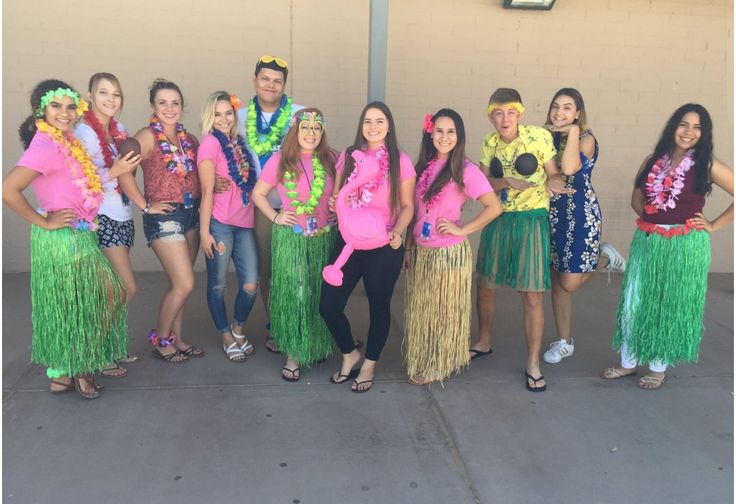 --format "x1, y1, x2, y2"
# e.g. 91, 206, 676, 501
30, 225, 128, 375
612, 227, 710, 366
404, 241, 473, 382
270, 225, 336, 366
